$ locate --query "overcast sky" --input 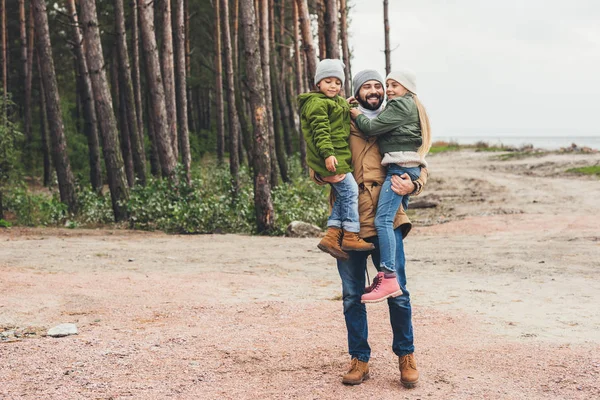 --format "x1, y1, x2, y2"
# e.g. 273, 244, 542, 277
347, 0, 600, 137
